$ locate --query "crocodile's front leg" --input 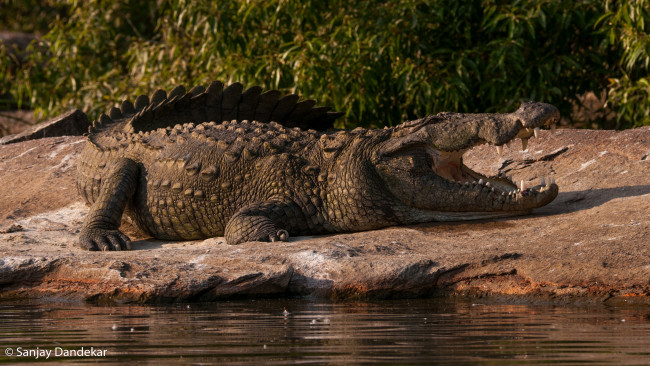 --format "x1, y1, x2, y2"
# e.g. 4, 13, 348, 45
78, 158, 138, 251
225, 198, 306, 245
